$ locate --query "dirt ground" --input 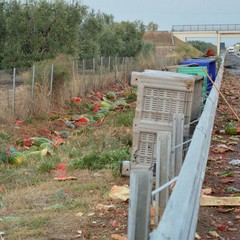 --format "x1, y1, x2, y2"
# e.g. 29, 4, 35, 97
196, 54, 240, 240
